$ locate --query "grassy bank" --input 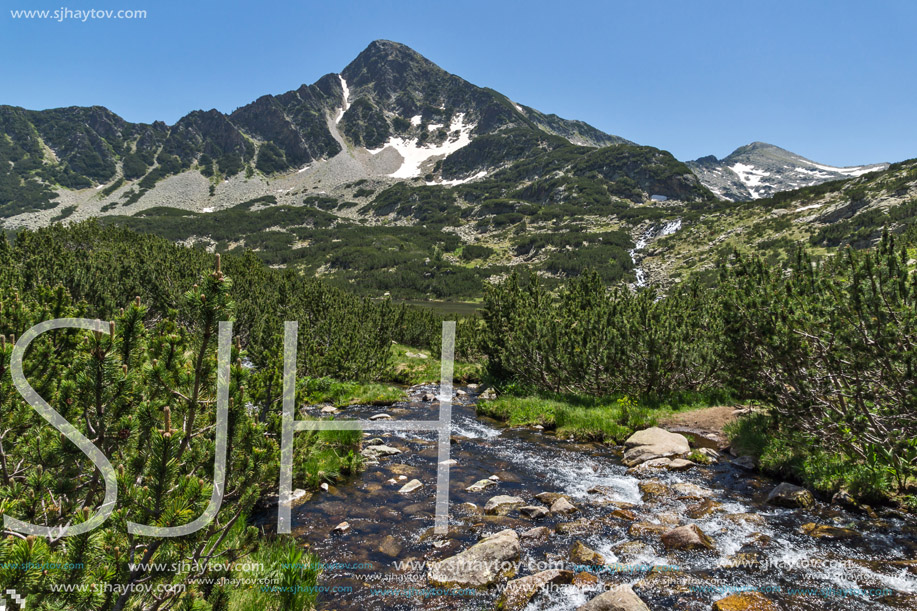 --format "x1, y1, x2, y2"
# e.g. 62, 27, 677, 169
301, 376, 405, 407
726, 412, 917, 511
388, 343, 484, 385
